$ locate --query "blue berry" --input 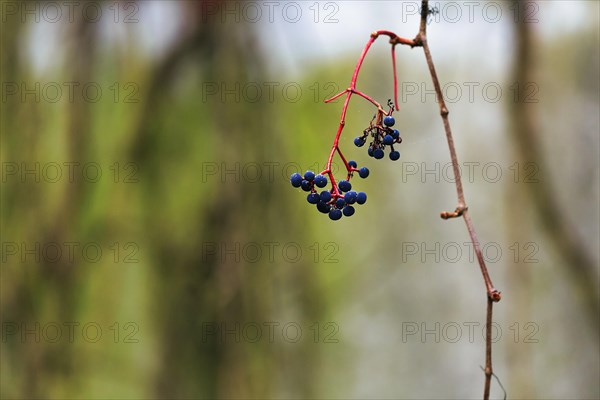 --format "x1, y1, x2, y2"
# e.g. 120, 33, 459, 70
359, 167, 369, 178
290, 173, 303, 187
335, 198, 345, 209
314, 174, 327, 188
343, 206, 355, 217
354, 137, 365, 147
344, 191, 357, 204
356, 192, 367, 205
373, 148, 384, 159
317, 202, 331, 214
383, 134, 394, 145
384, 116, 395, 127
307, 193, 320, 204
329, 209, 342, 220
301, 180, 312, 192
368, 146, 374, 157
320, 191, 332, 203
348, 160, 358, 168
304, 171, 315, 181
392, 129, 400, 139
338, 180, 352, 192
389, 150, 400, 161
